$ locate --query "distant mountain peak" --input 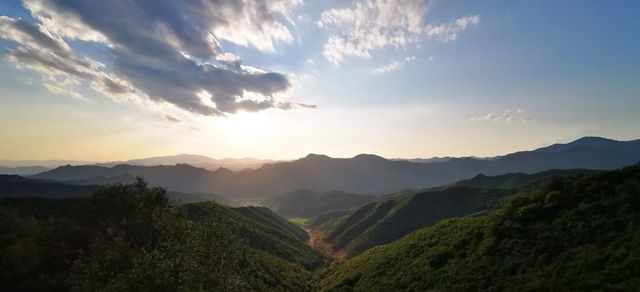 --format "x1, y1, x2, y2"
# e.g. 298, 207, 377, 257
304, 153, 330, 159
213, 167, 233, 174
536, 136, 640, 153
353, 154, 386, 160
573, 136, 615, 142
